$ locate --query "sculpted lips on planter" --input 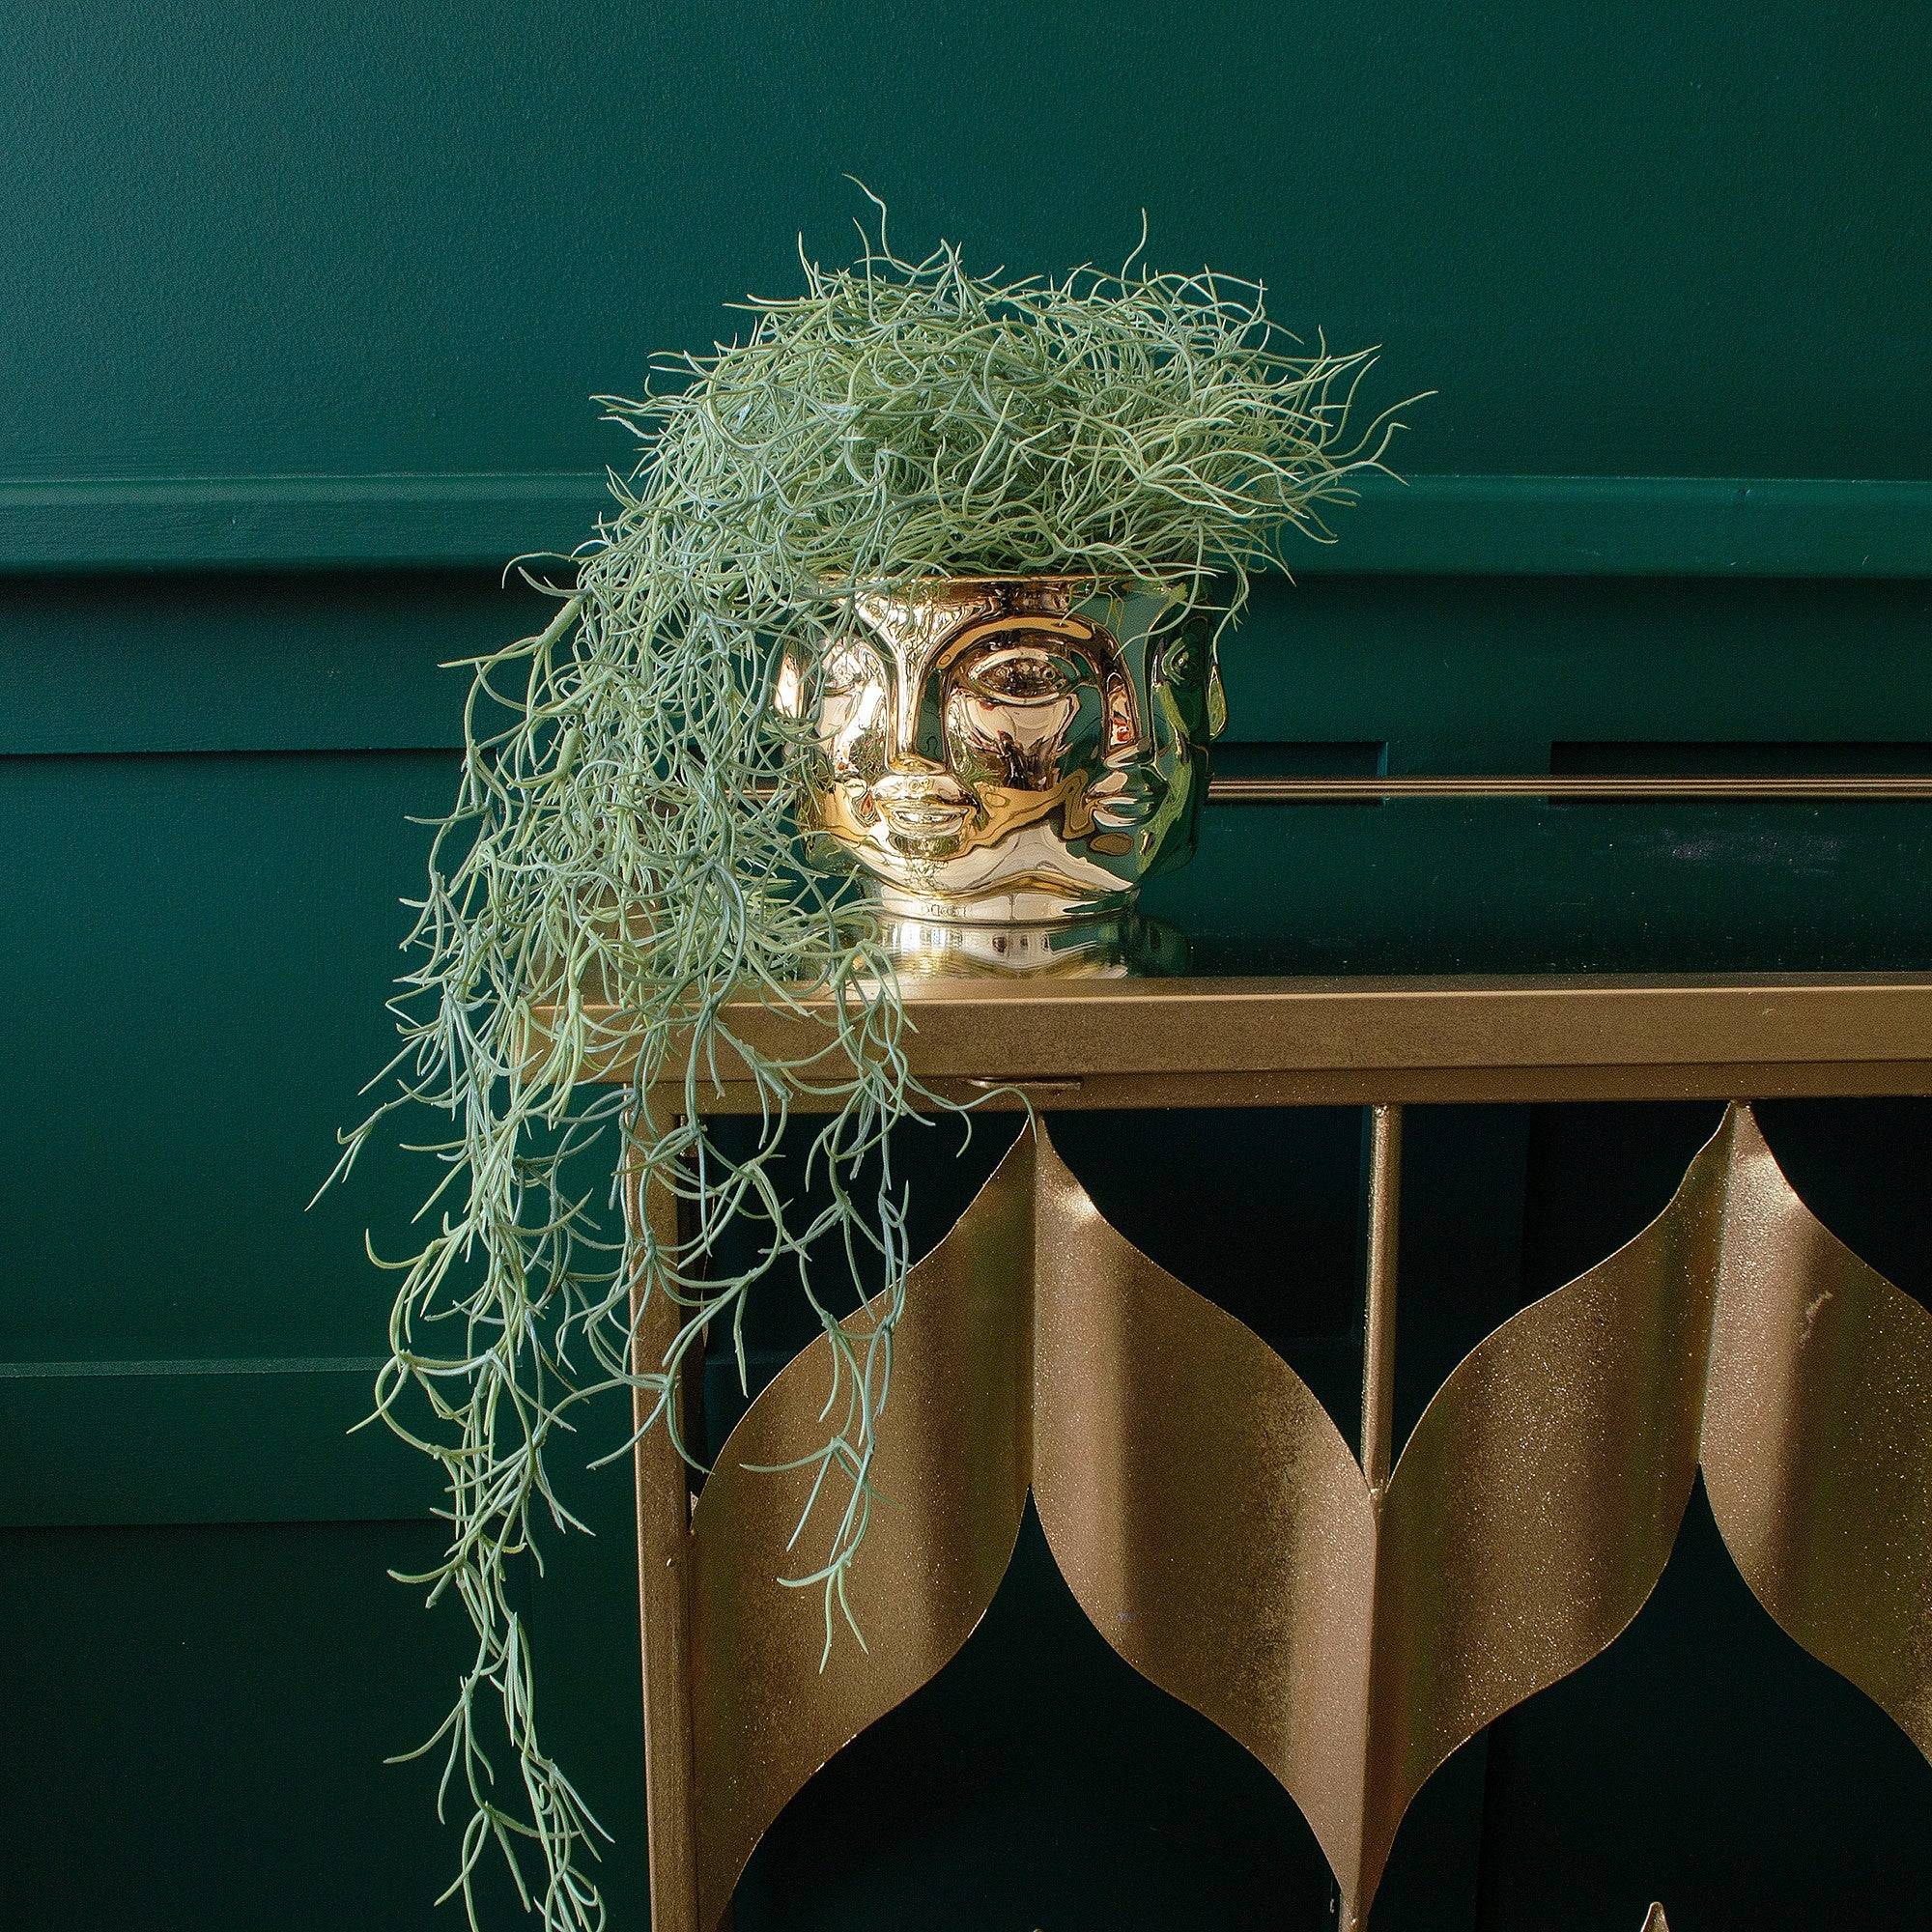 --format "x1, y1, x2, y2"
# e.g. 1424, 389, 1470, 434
780, 576, 1226, 924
